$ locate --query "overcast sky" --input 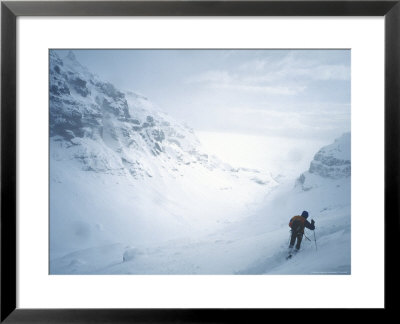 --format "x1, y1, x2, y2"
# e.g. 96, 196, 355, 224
58, 49, 351, 175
